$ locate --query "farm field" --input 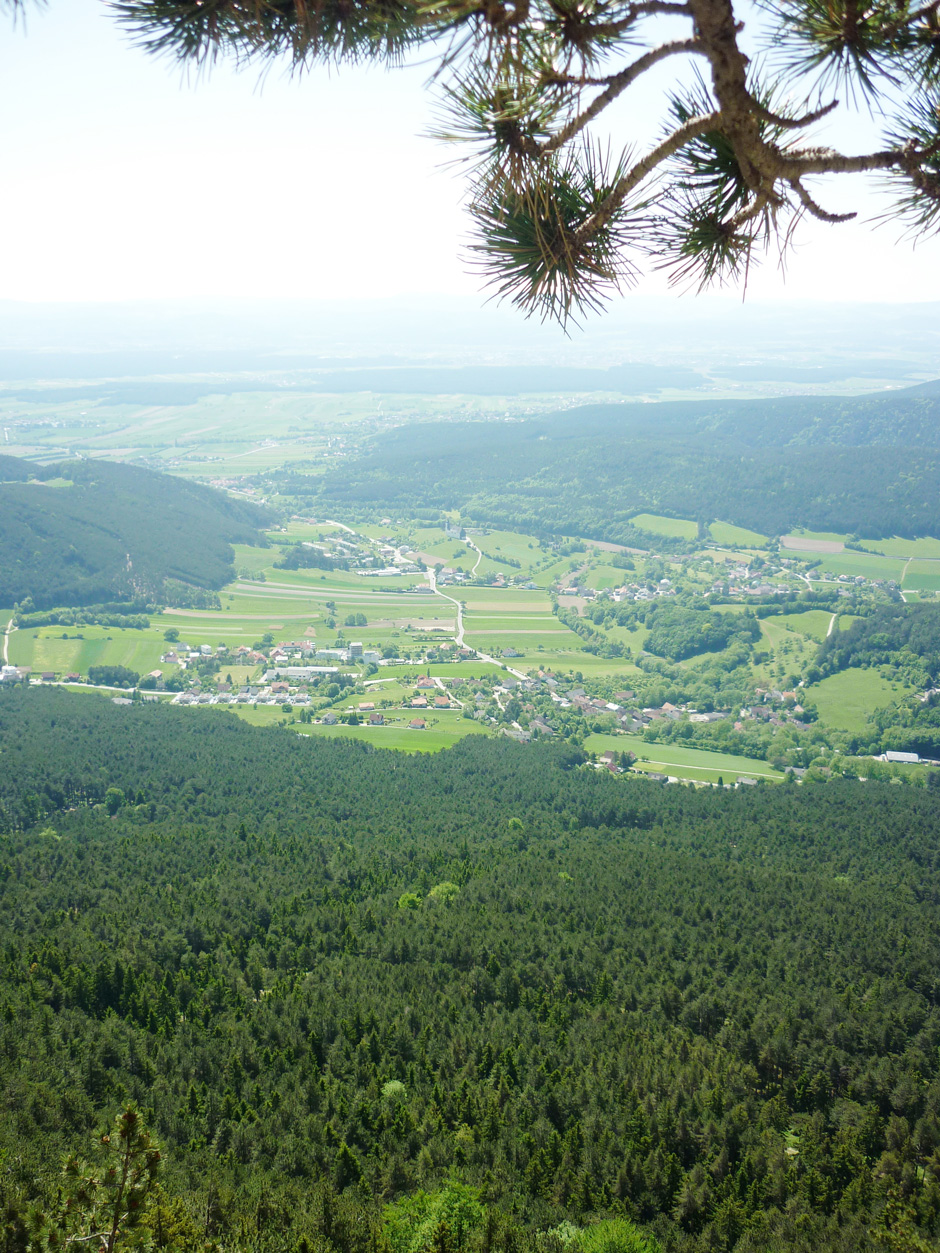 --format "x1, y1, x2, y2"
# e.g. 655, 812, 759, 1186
295, 716, 489, 752
861, 536, 940, 558
629, 512, 698, 540
808, 668, 911, 735
708, 521, 769, 547
786, 528, 850, 544
903, 560, 940, 591
795, 550, 908, 581
9, 625, 168, 676
585, 733, 785, 782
